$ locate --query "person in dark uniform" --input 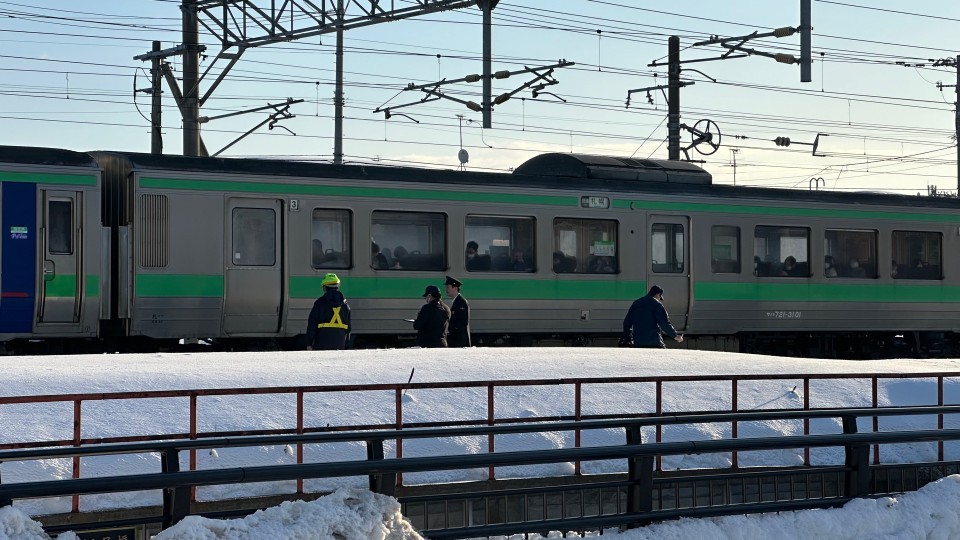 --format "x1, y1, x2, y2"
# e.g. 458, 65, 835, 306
413, 284, 450, 347
621, 285, 683, 349
444, 275, 471, 347
305, 273, 351, 350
